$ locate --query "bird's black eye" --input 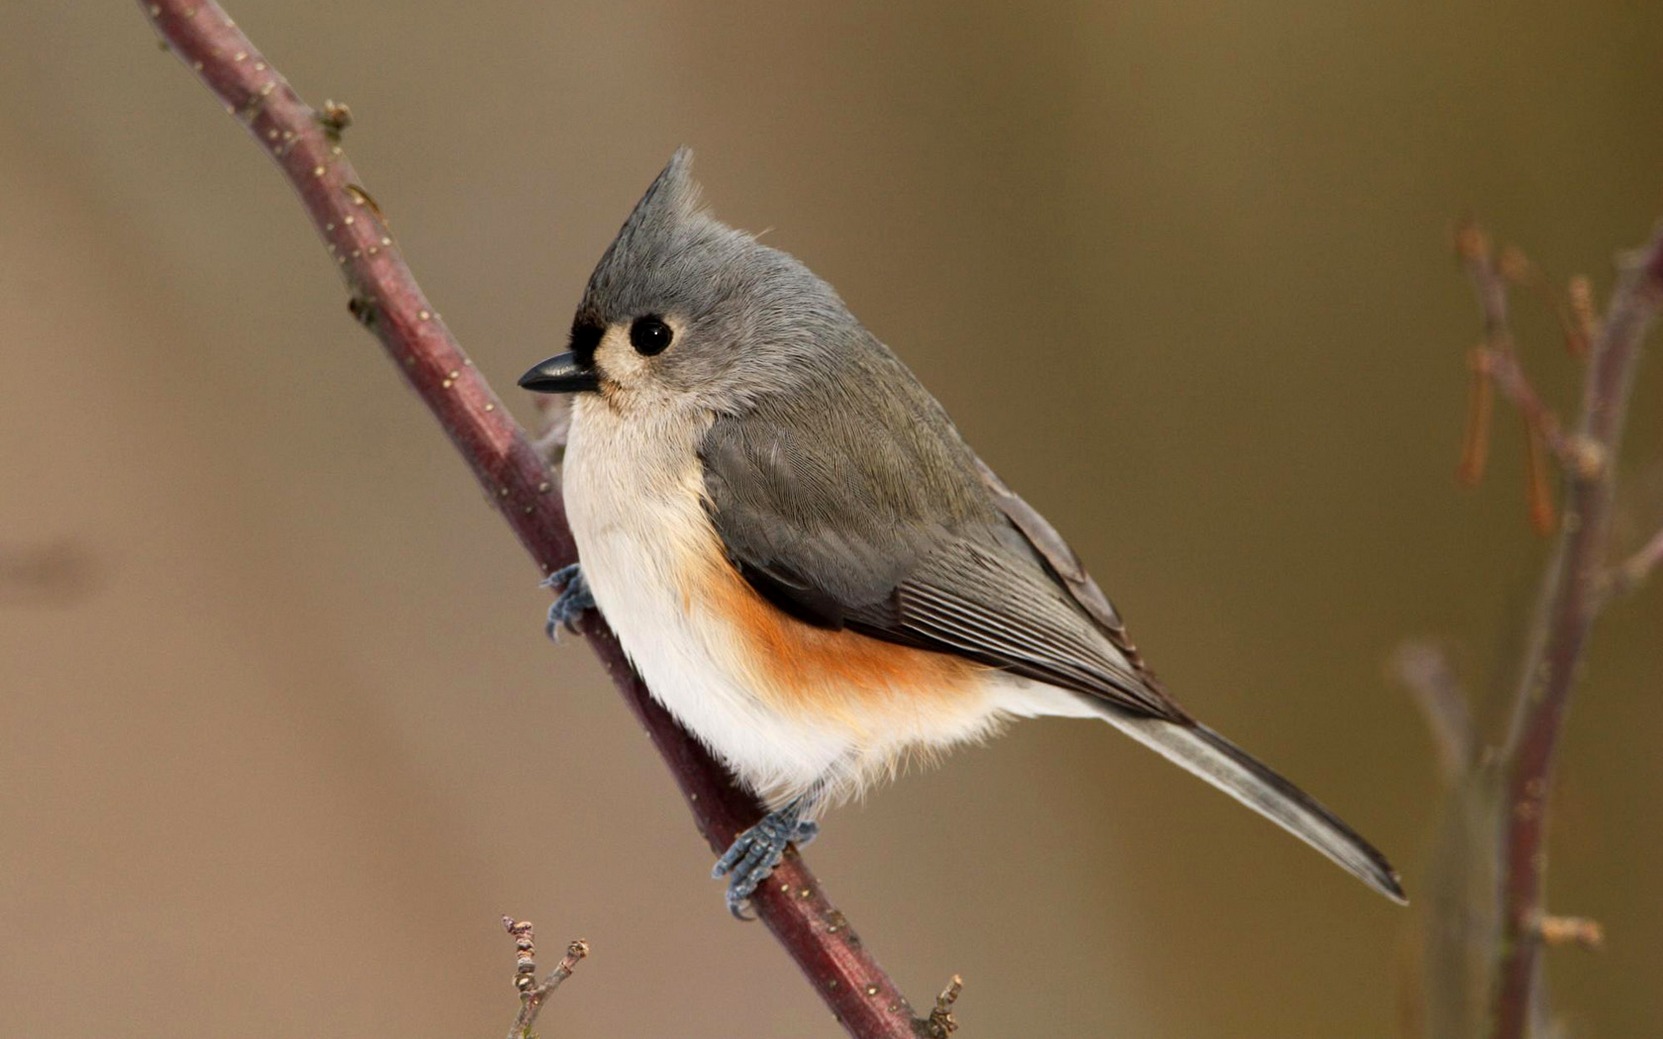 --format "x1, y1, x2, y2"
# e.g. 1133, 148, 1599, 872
629, 315, 674, 356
